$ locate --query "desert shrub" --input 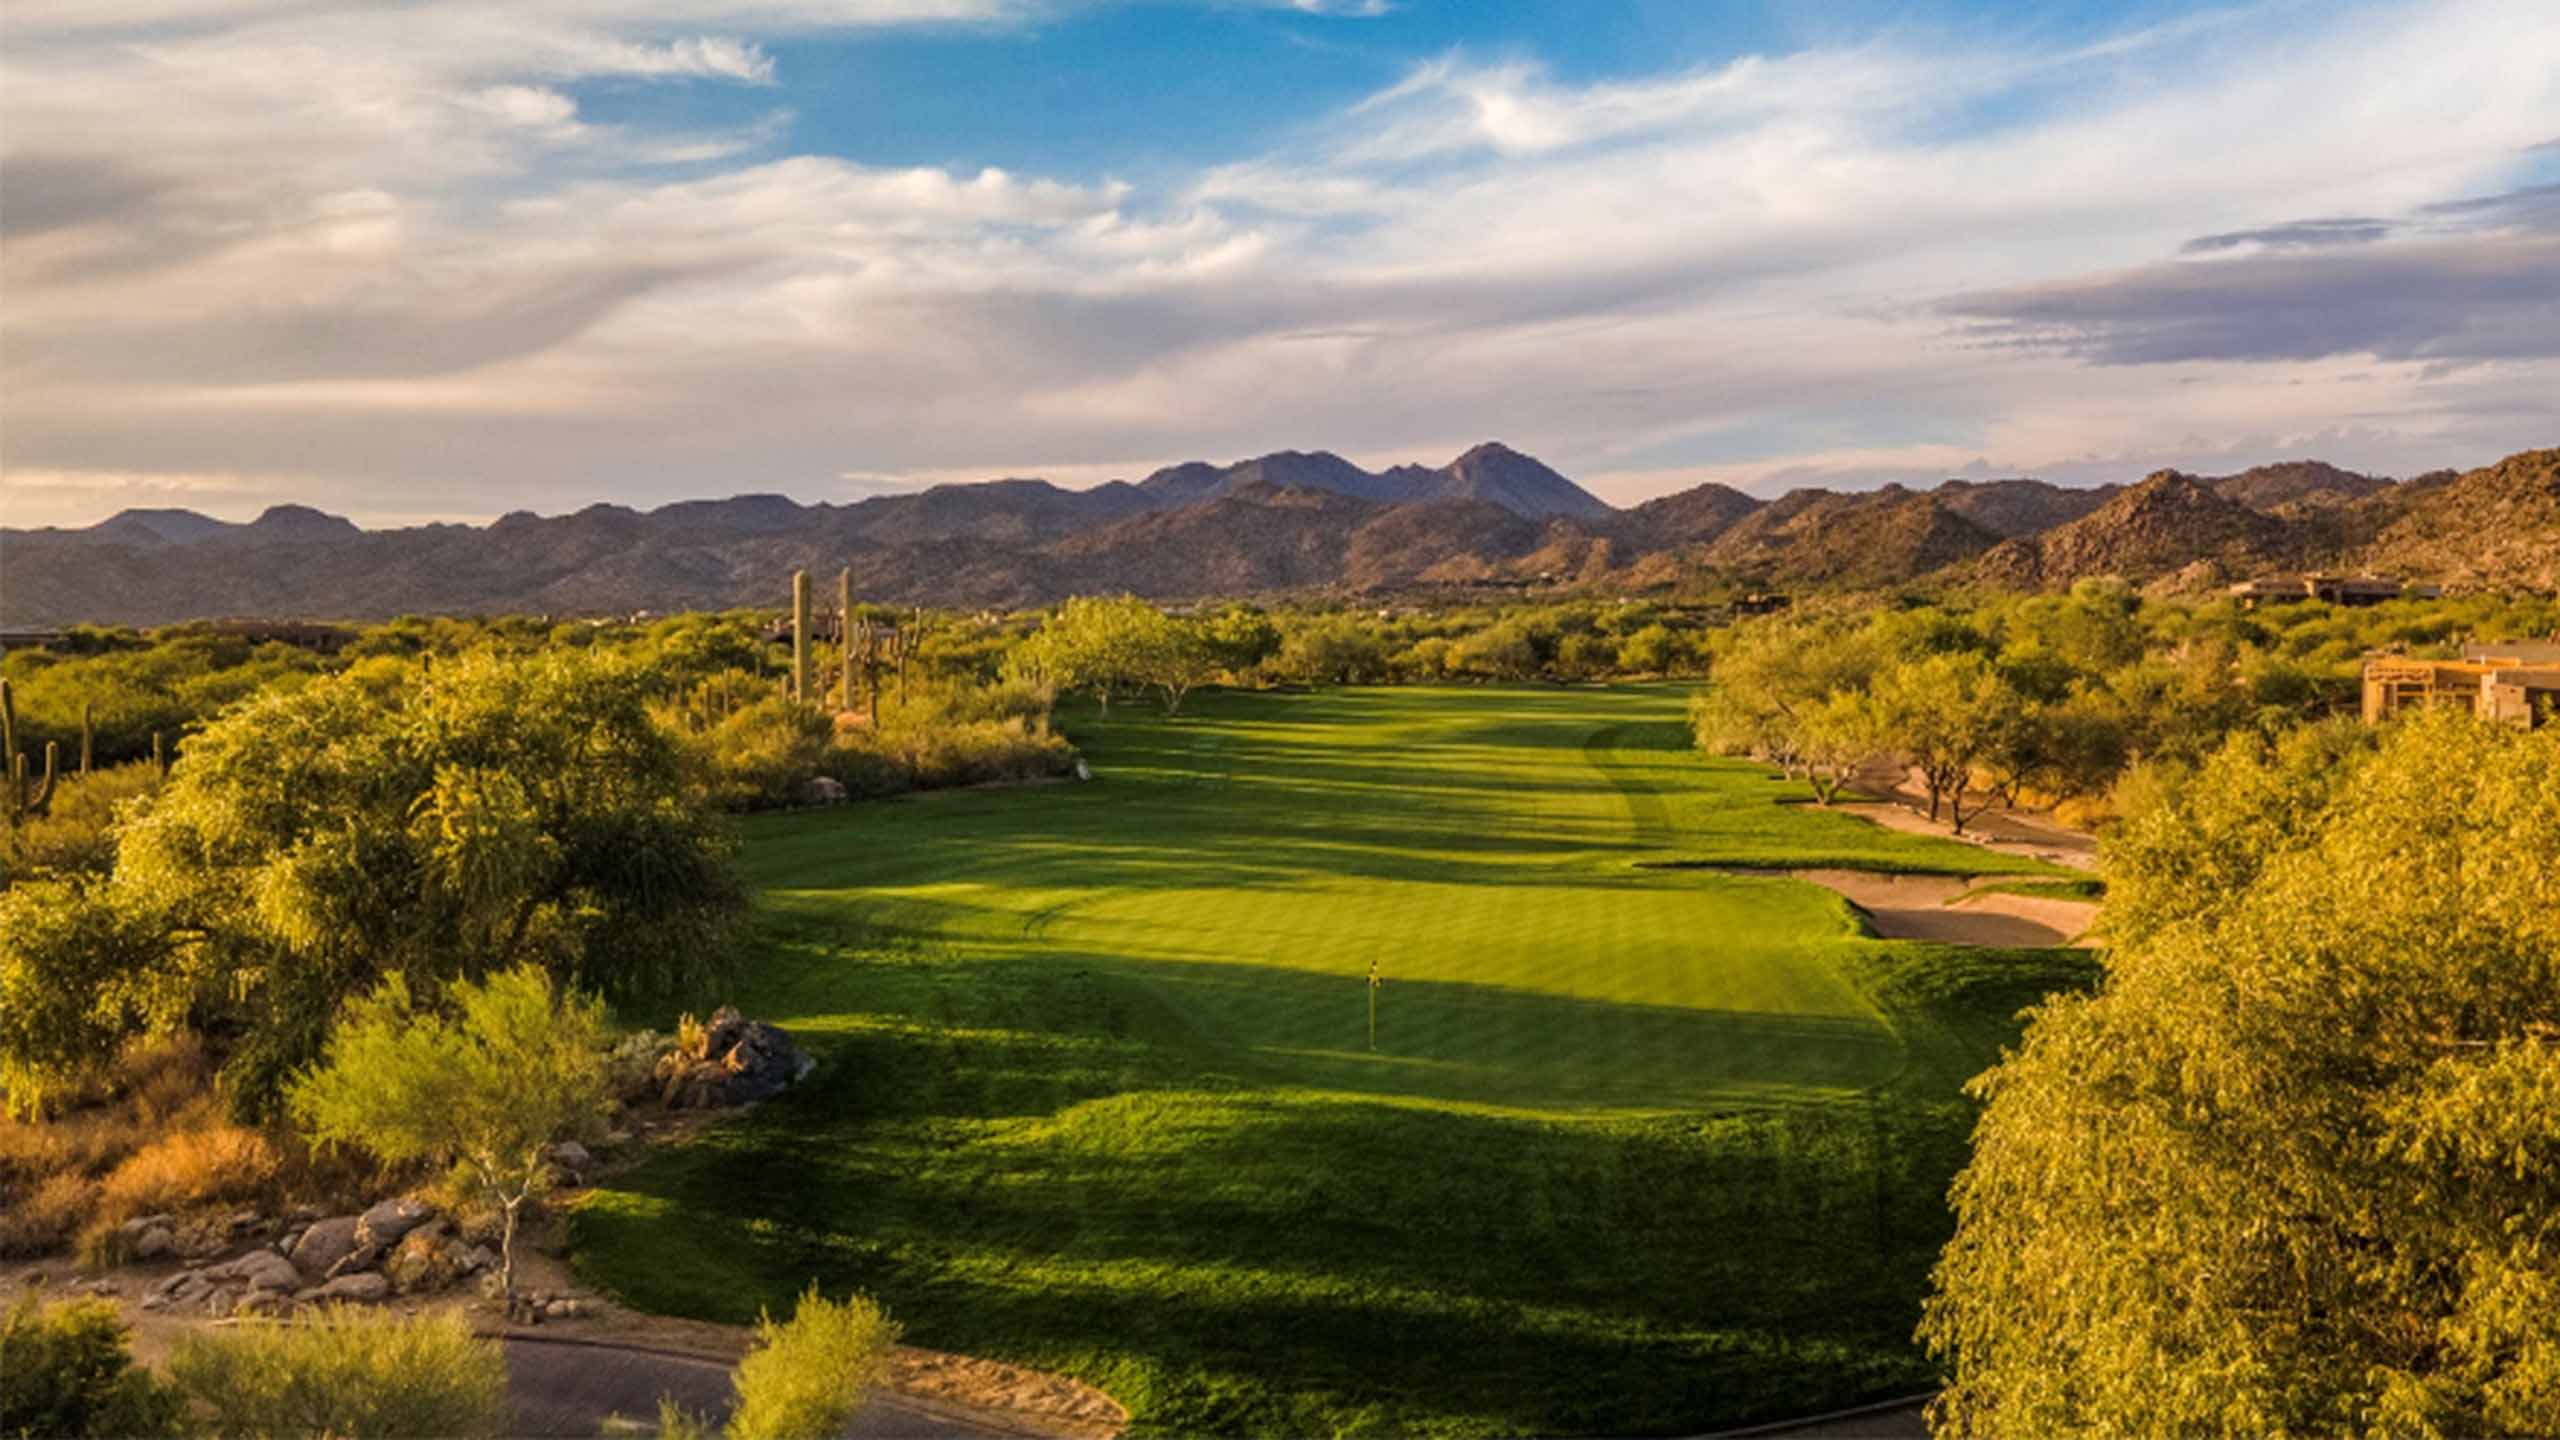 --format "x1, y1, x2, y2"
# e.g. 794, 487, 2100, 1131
693, 697, 832, 811
727, 1287, 902, 1440
820, 741, 912, 799
902, 718, 1077, 789
0, 1172, 101, 1257
95, 1123, 280, 1222
0, 1292, 181, 1438
165, 1306, 506, 1439
110, 1032, 213, 1127
0, 763, 165, 890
